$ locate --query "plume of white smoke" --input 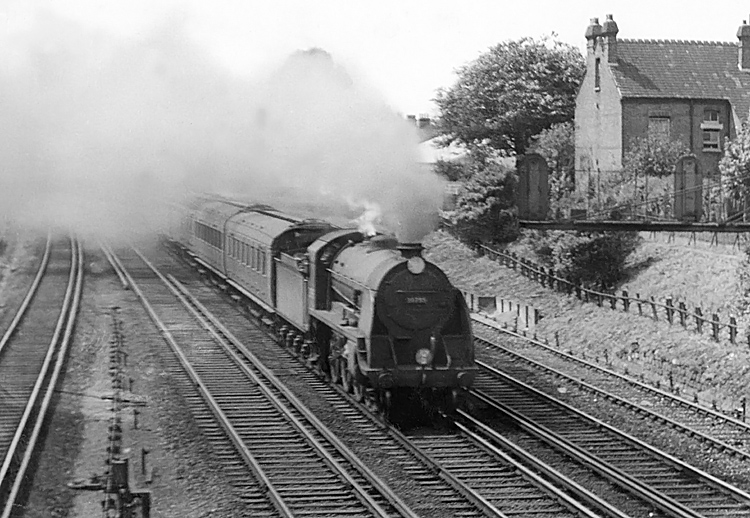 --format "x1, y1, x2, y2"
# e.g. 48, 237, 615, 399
347, 198, 382, 237
0, 10, 446, 244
